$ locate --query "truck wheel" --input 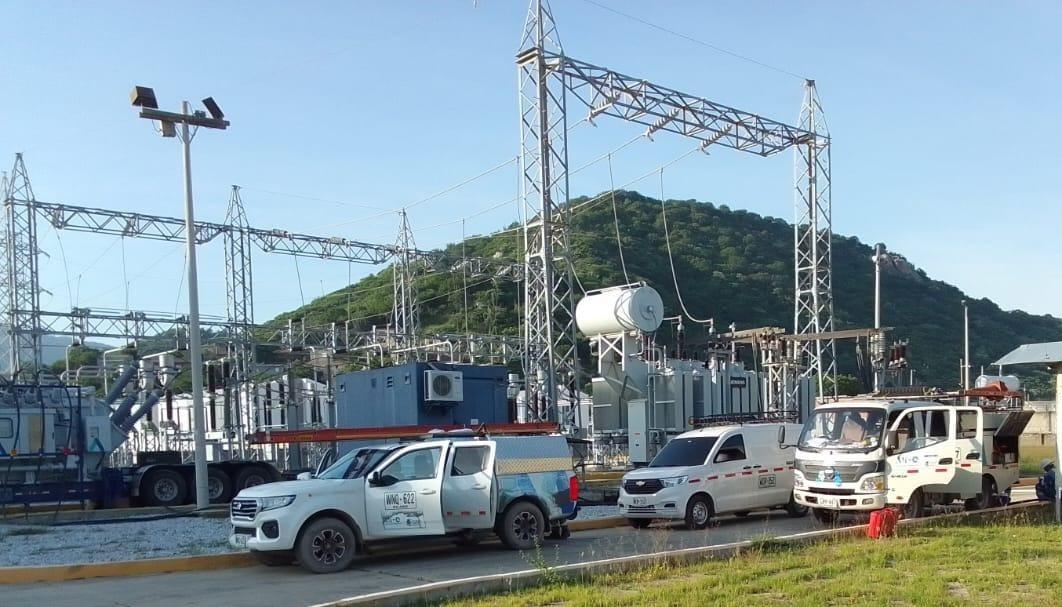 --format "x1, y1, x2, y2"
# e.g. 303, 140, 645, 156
142, 468, 187, 507
903, 489, 924, 519
784, 494, 809, 518
964, 476, 996, 511
235, 466, 271, 491
812, 508, 838, 525
296, 517, 357, 574
499, 502, 545, 550
207, 469, 234, 504
684, 495, 713, 530
251, 550, 294, 567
